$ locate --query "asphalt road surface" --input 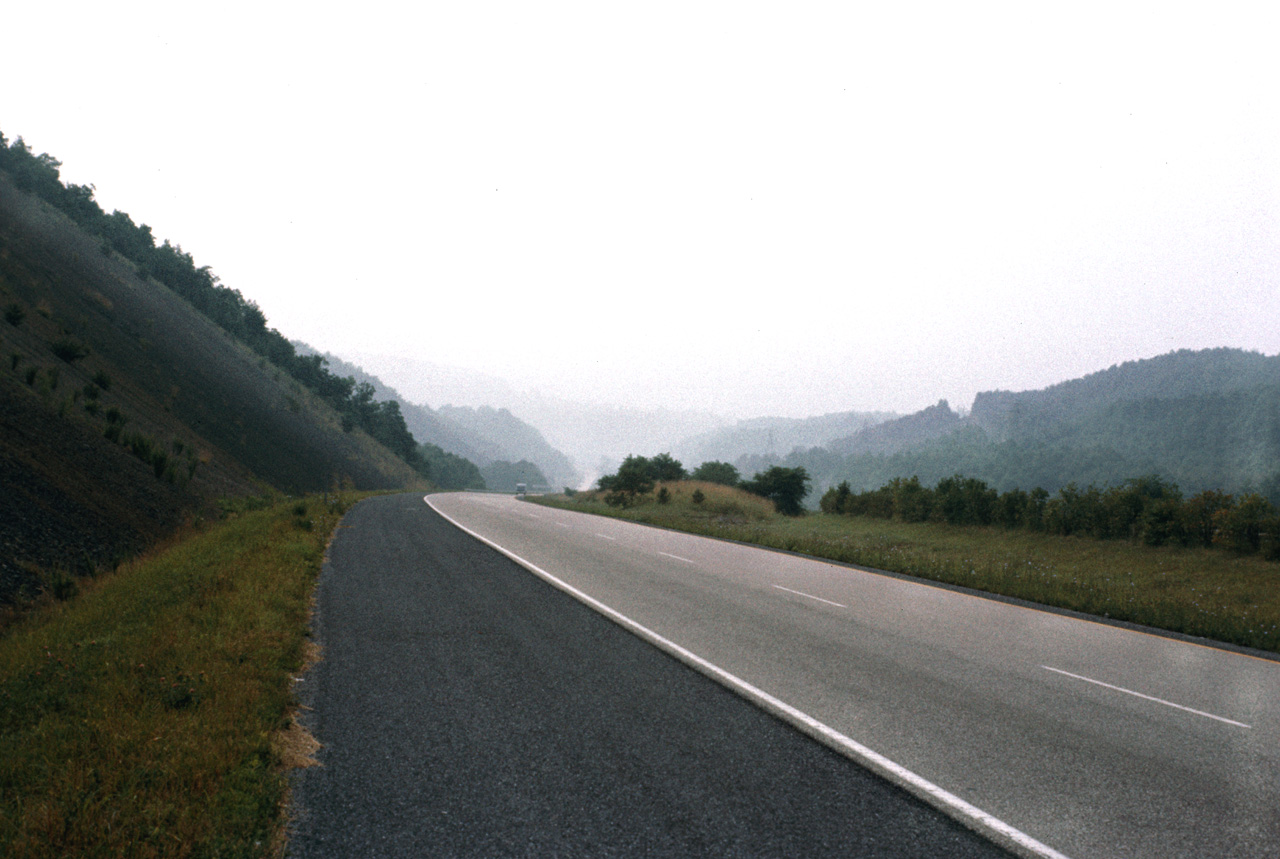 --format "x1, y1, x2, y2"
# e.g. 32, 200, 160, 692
287, 493, 1014, 857
416, 493, 1280, 859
